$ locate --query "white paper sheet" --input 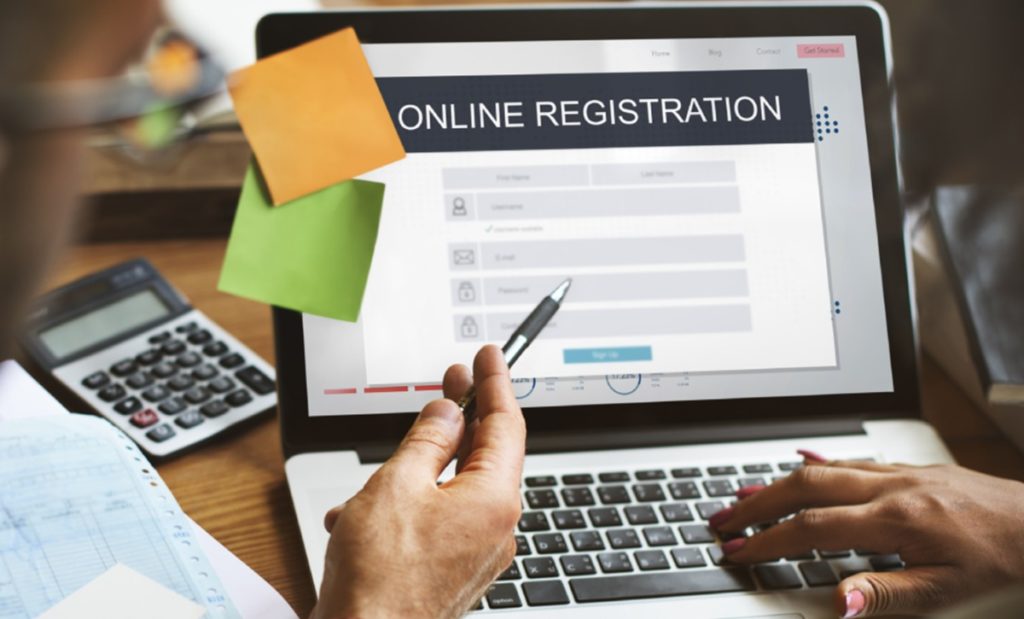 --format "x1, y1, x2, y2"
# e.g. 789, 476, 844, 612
38, 564, 205, 619
0, 360, 66, 419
